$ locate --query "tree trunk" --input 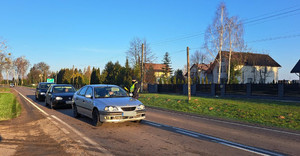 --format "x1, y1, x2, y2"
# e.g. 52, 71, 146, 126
217, 7, 225, 84
227, 31, 232, 84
